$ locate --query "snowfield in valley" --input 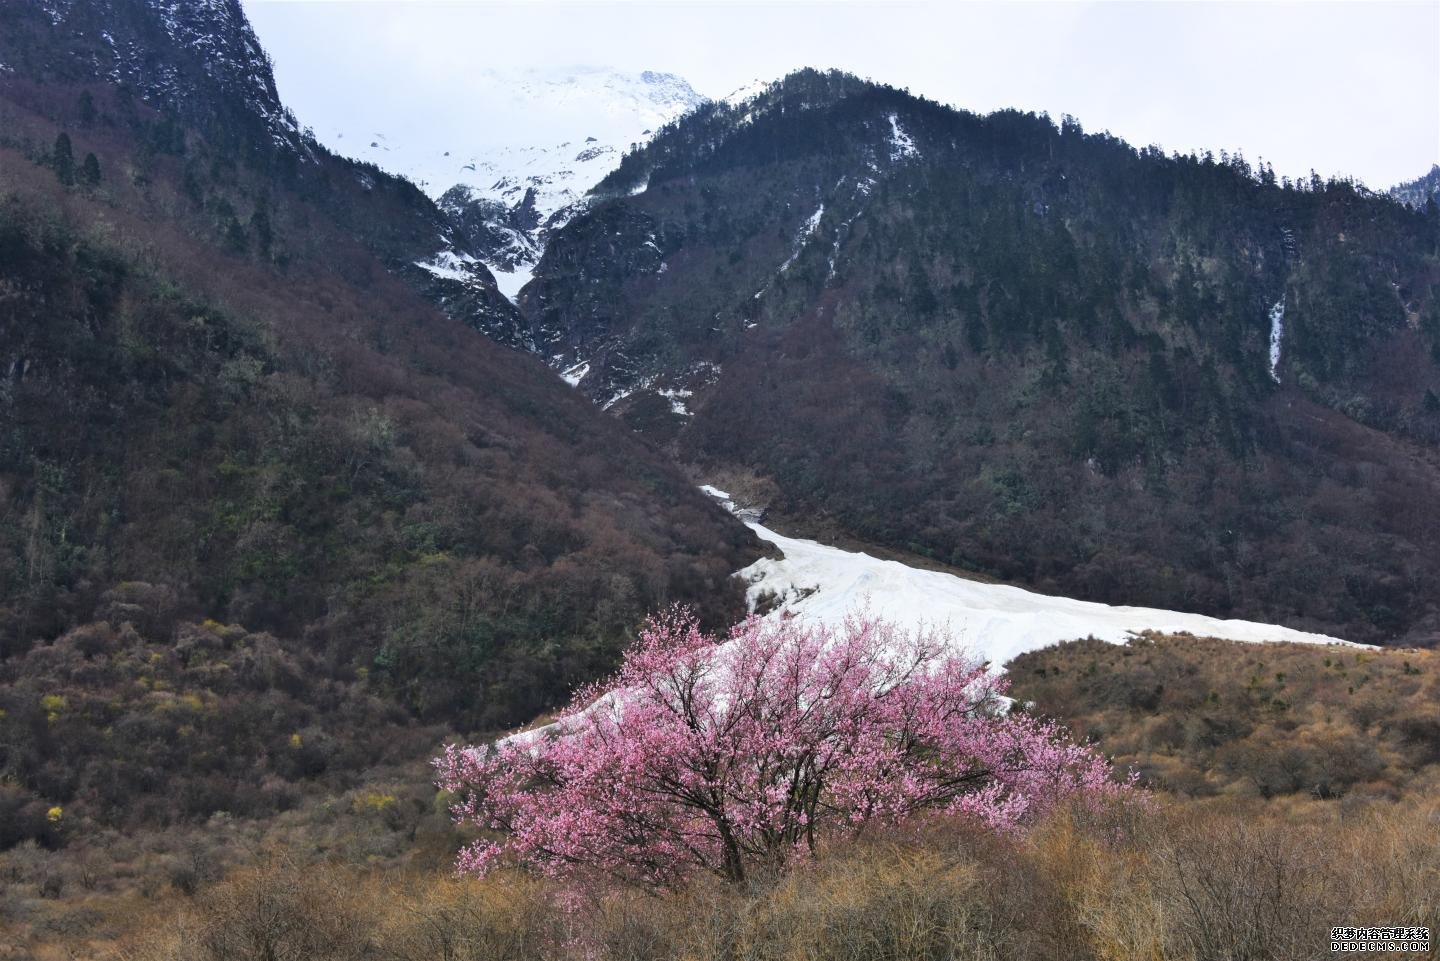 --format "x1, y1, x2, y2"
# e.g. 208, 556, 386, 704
499, 486, 1354, 751
702, 487, 1352, 668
